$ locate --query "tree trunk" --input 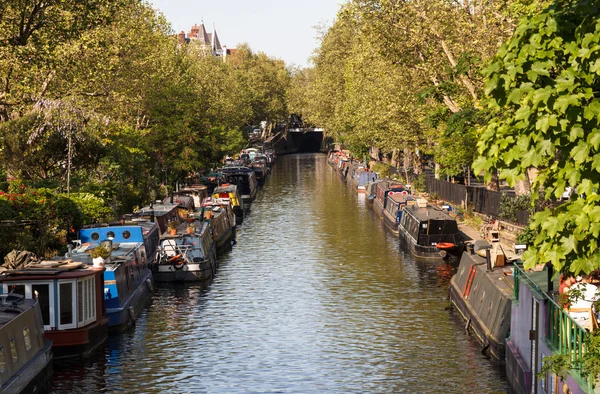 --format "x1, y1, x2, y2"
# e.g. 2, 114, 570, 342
486, 171, 500, 192
435, 162, 440, 180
